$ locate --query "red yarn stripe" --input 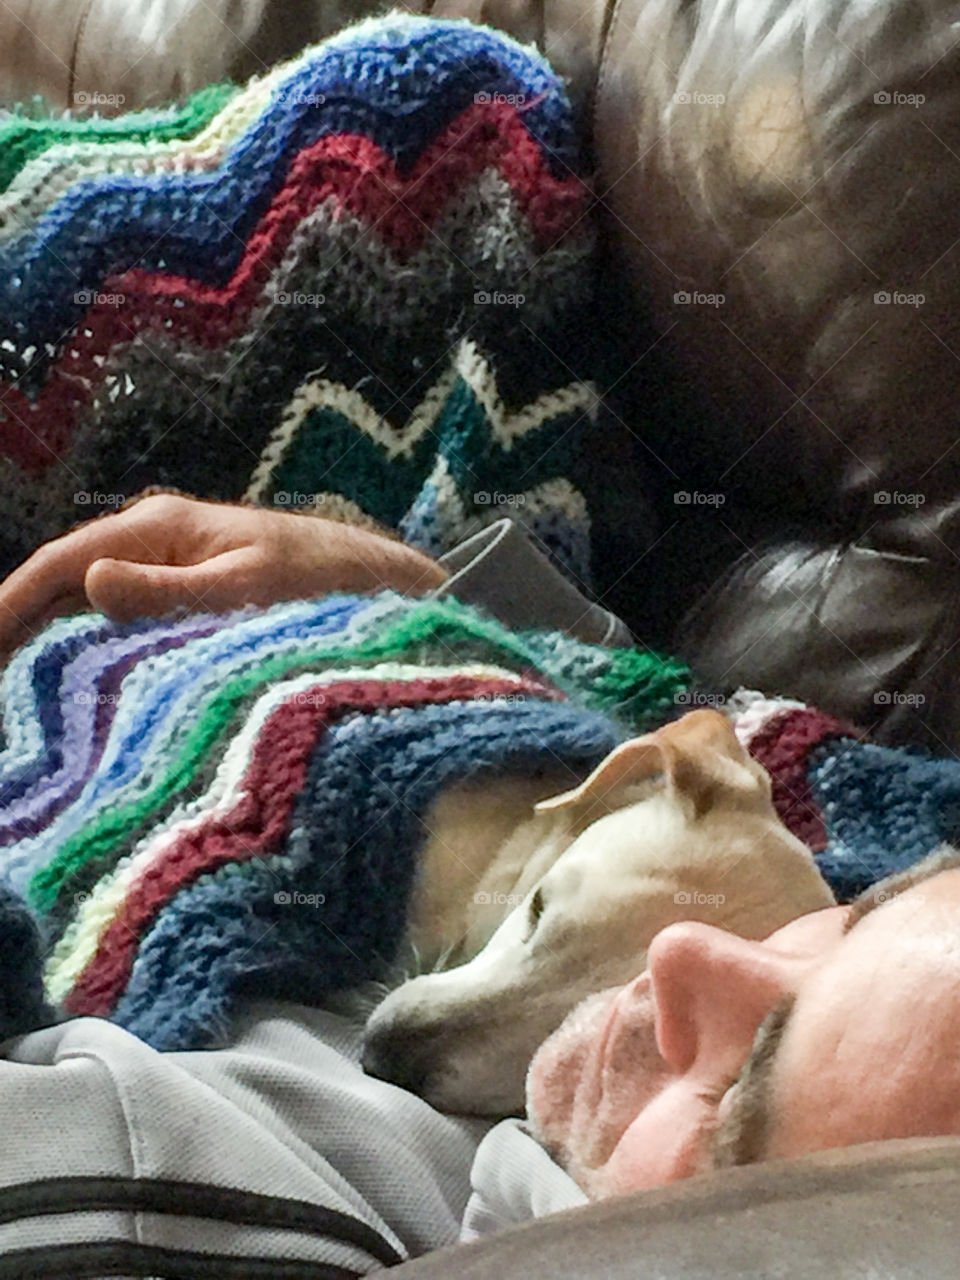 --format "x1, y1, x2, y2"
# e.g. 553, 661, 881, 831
0, 103, 588, 472
747, 707, 859, 852
63, 671, 558, 1015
